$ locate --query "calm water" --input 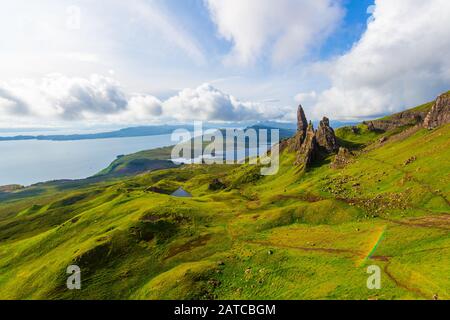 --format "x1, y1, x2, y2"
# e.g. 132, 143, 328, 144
0, 134, 174, 186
